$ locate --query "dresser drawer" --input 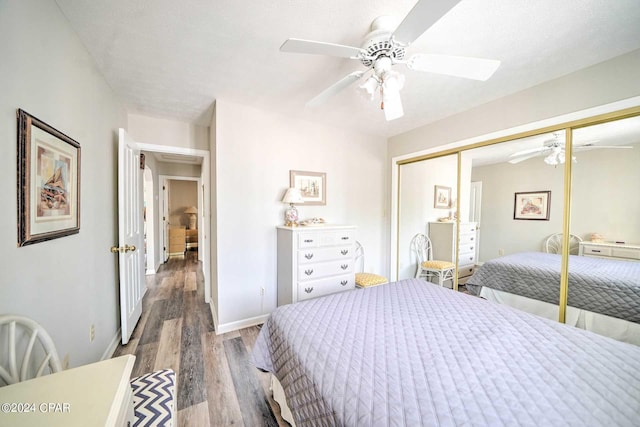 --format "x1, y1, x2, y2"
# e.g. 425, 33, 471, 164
582, 245, 611, 257
459, 233, 476, 246
298, 232, 319, 248
459, 242, 476, 255
610, 248, 640, 260
297, 274, 355, 301
319, 230, 355, 247
458, 264, 475, 279
458, 251, 476, 266
459, 223, 477, 234
298, 259, 354, 281
298, 245, 354, 264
